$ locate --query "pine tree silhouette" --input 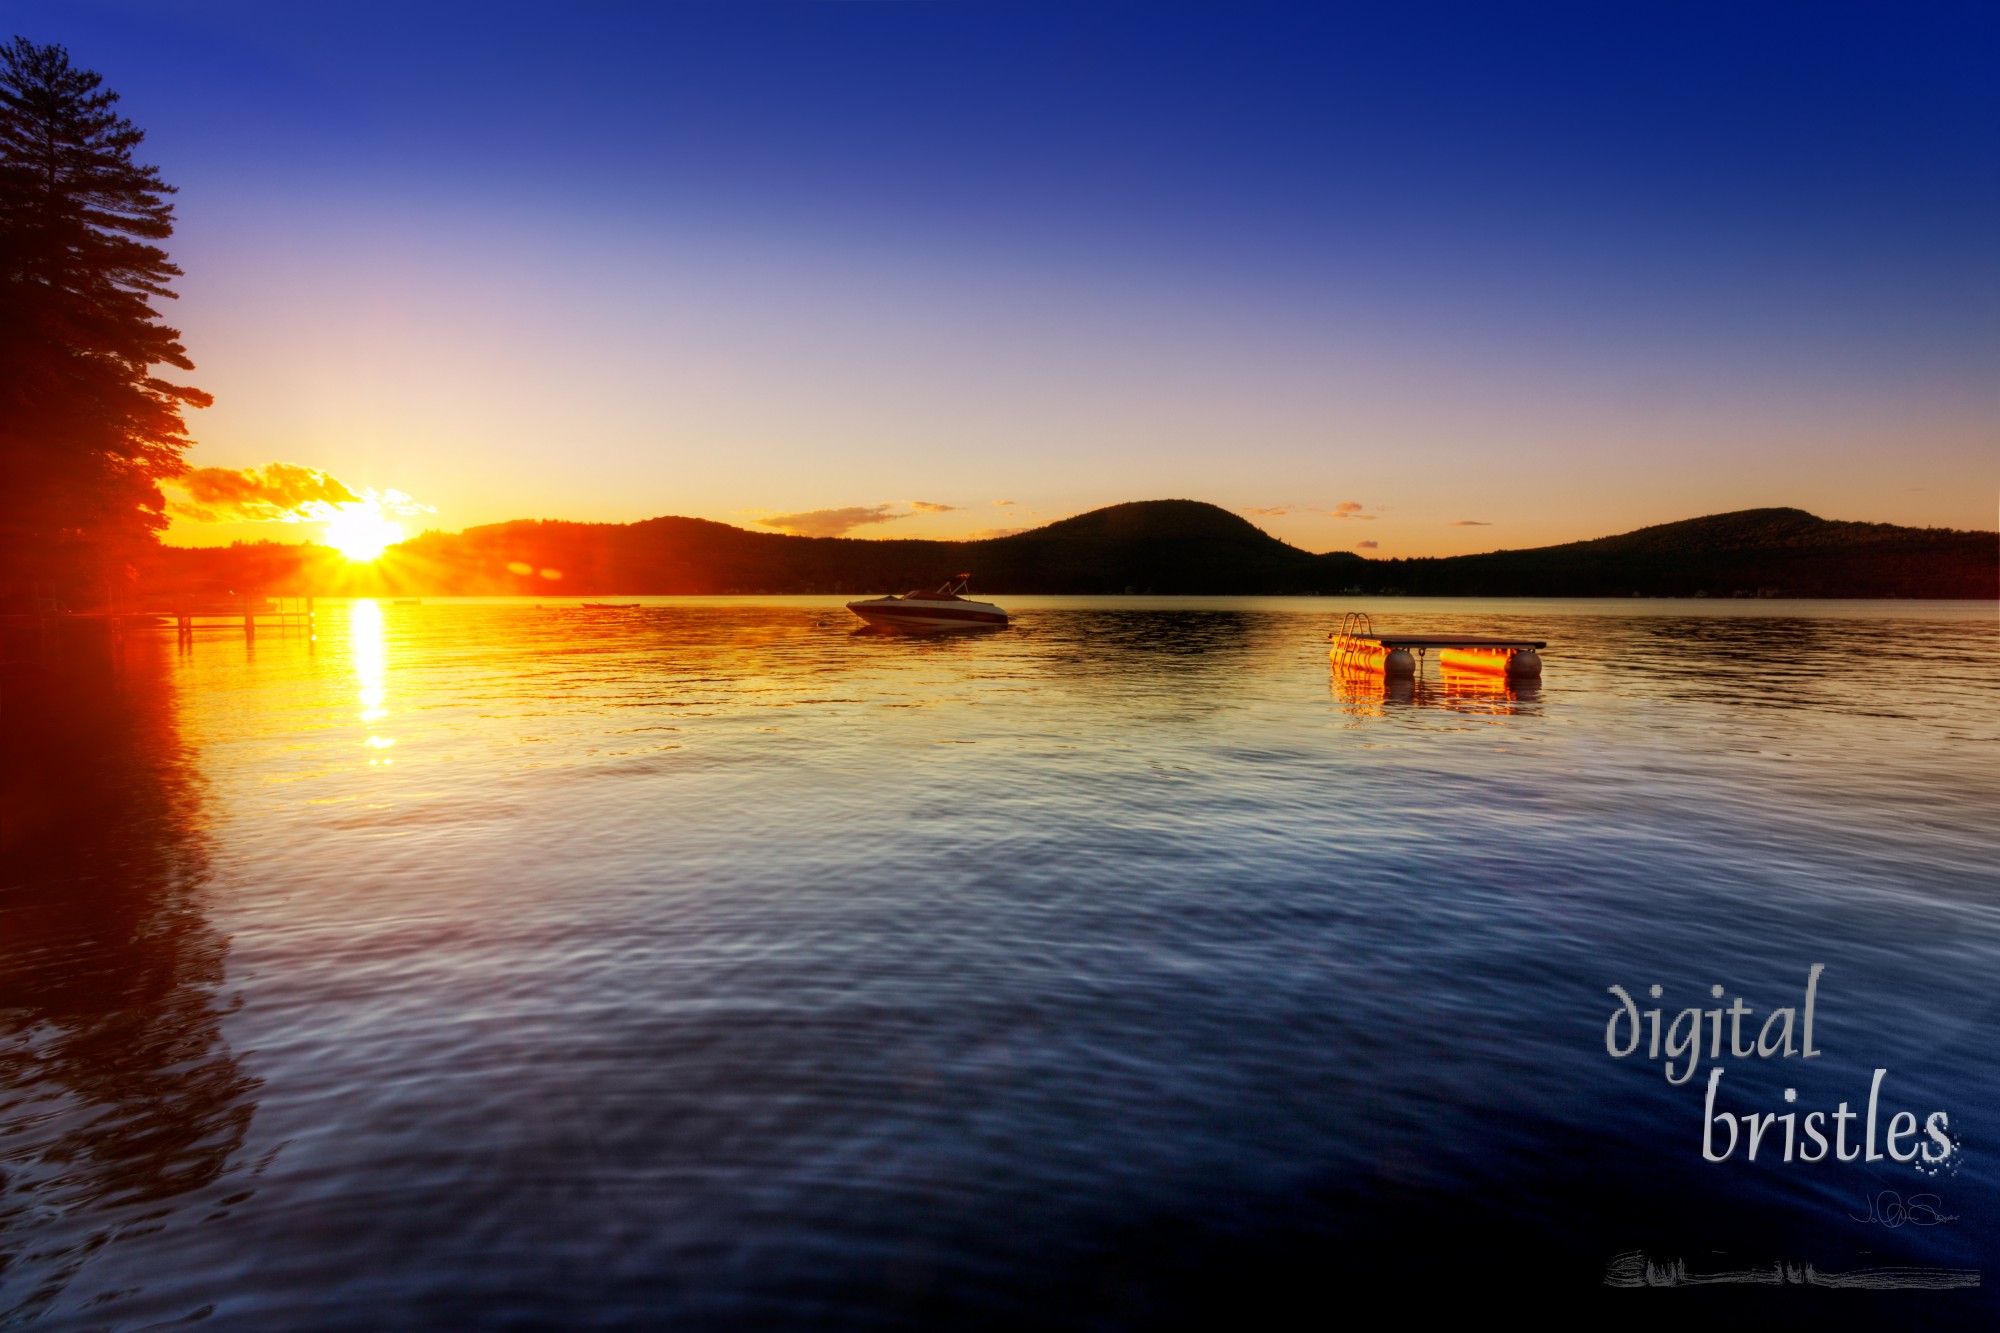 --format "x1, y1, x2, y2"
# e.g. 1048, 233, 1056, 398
0, 36, 210, 604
